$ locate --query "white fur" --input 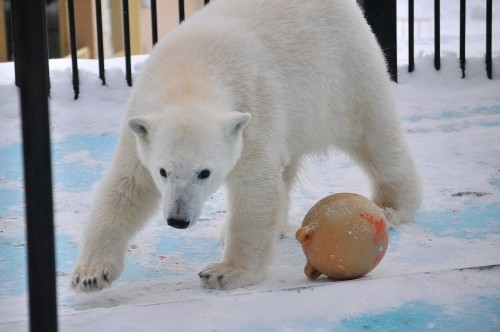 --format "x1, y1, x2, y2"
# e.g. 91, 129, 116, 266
72, 0, 421, 291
